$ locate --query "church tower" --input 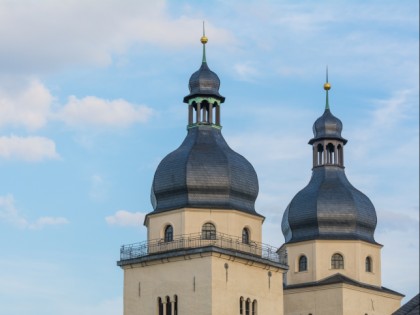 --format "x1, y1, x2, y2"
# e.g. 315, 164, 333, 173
118, 30, 287, 315
280, 74, 403, 315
